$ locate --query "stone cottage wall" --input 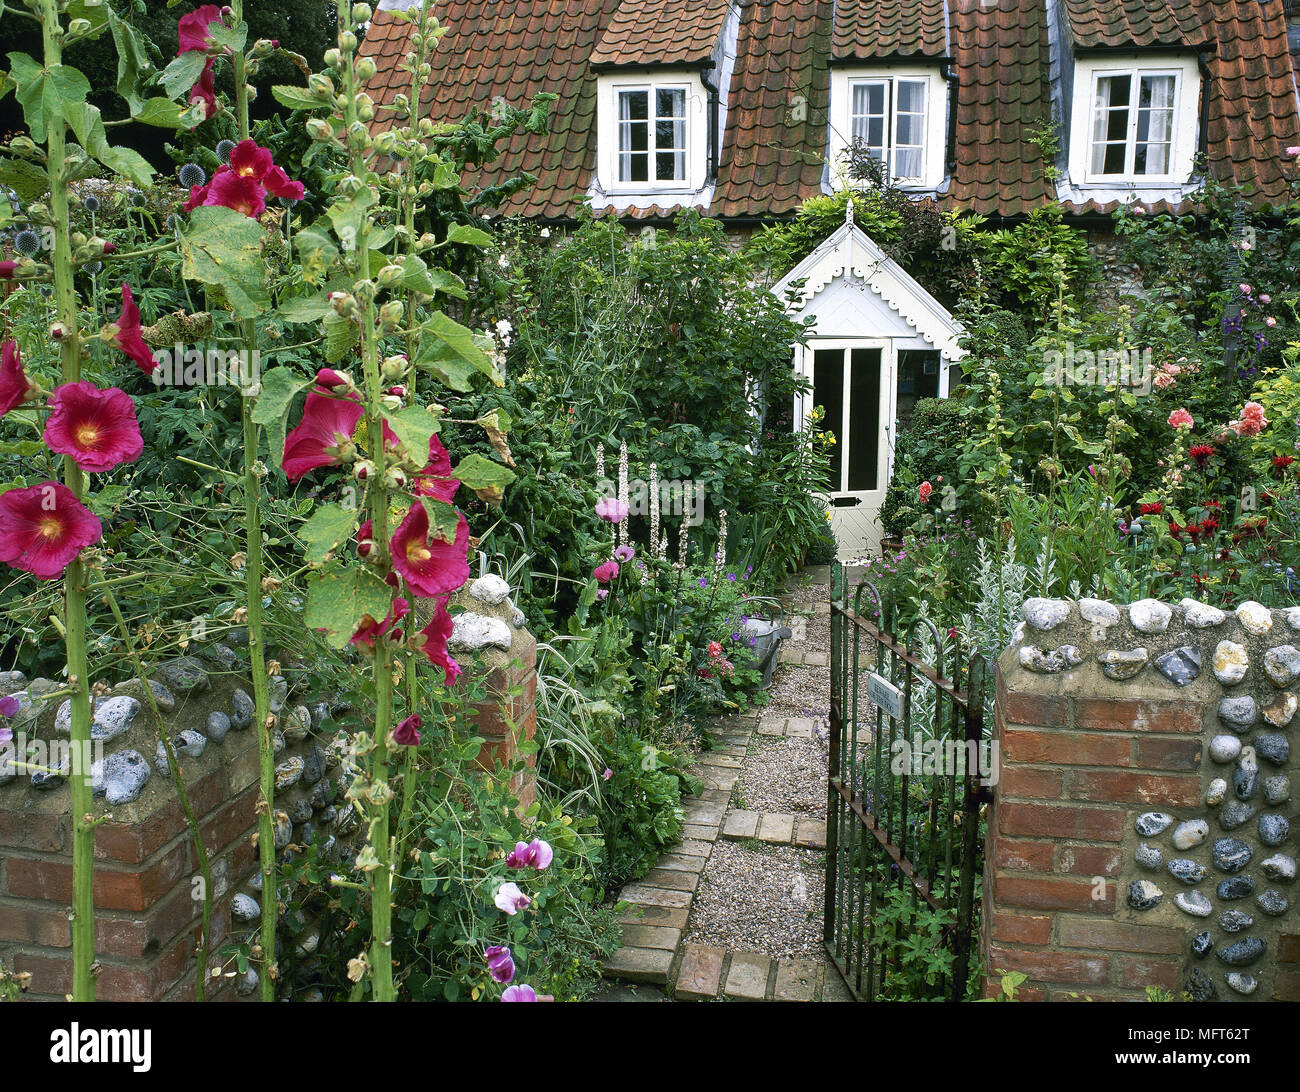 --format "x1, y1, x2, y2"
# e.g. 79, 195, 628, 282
984, 597, 1300, 1002
0, 573, 538, 1001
